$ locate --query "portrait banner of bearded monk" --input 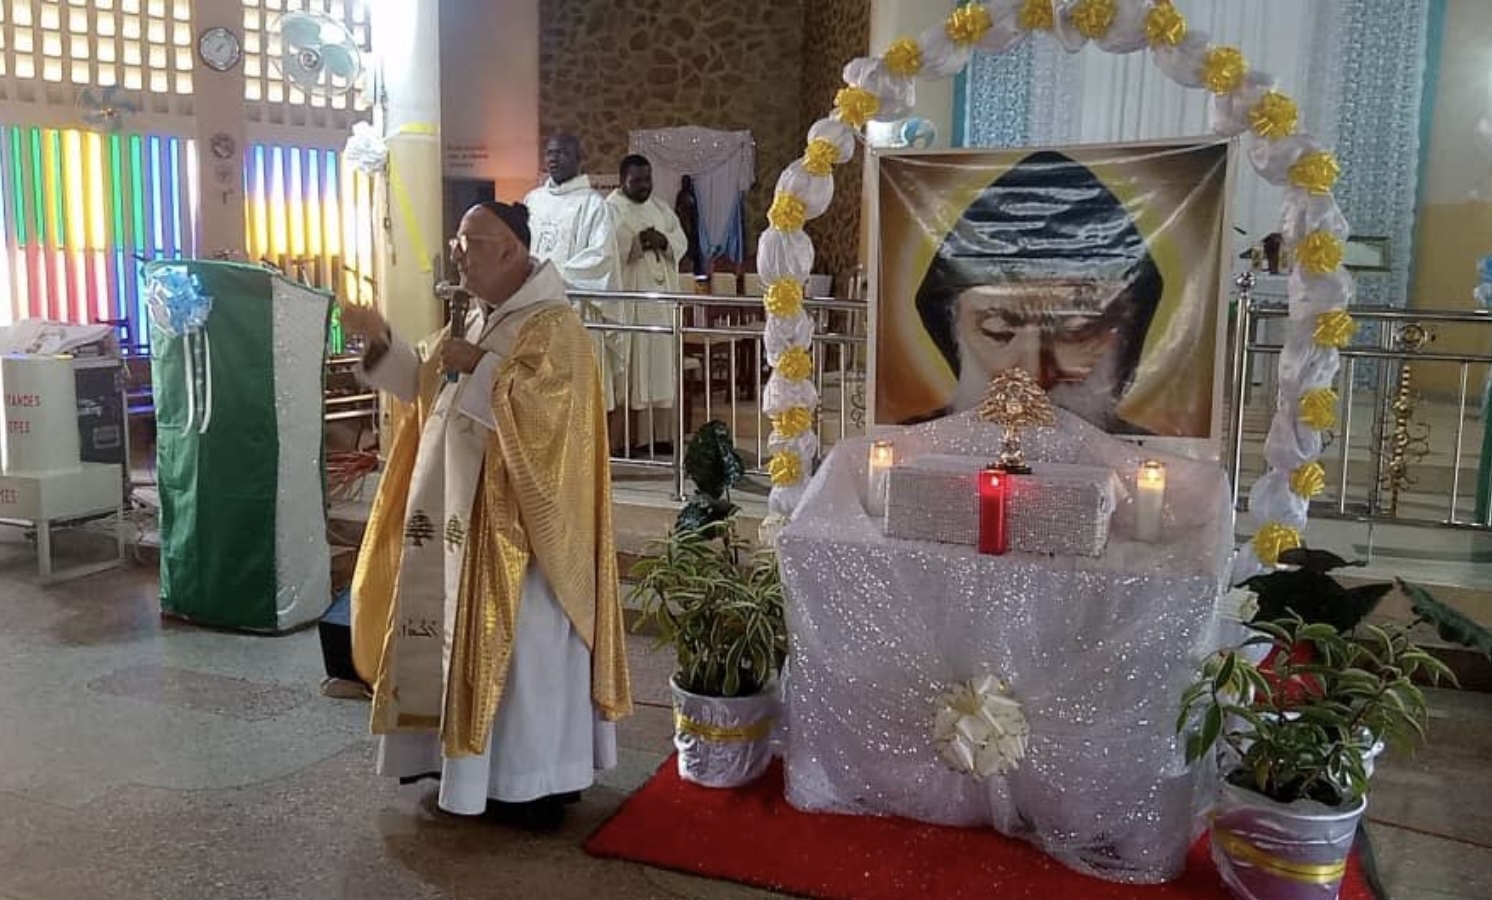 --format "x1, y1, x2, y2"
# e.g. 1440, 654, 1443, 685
870, 142, 1232, 442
